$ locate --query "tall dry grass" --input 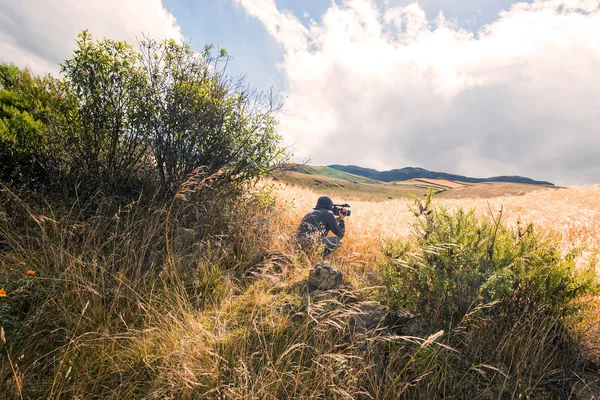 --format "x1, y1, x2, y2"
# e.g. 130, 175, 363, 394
0, 183, 448, 399
275, 183, 600, 359
275, 183, 600, 268
1, 182, 599, 399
